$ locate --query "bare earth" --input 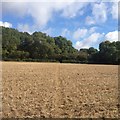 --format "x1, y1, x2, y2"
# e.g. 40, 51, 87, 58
2, 62, 119, 118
